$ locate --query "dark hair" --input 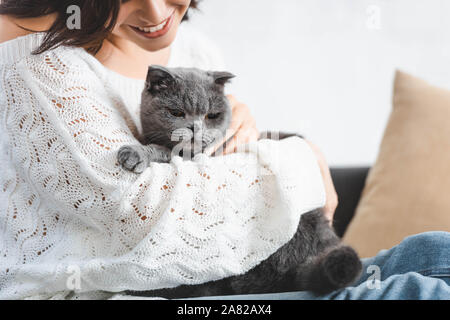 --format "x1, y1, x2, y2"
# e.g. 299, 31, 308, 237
0, 0, 200, 54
